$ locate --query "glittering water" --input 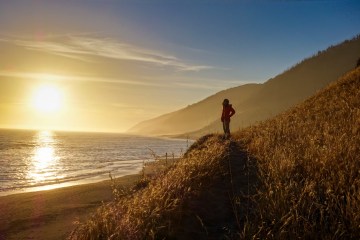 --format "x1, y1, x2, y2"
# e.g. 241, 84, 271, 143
0, 129, 191, 195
